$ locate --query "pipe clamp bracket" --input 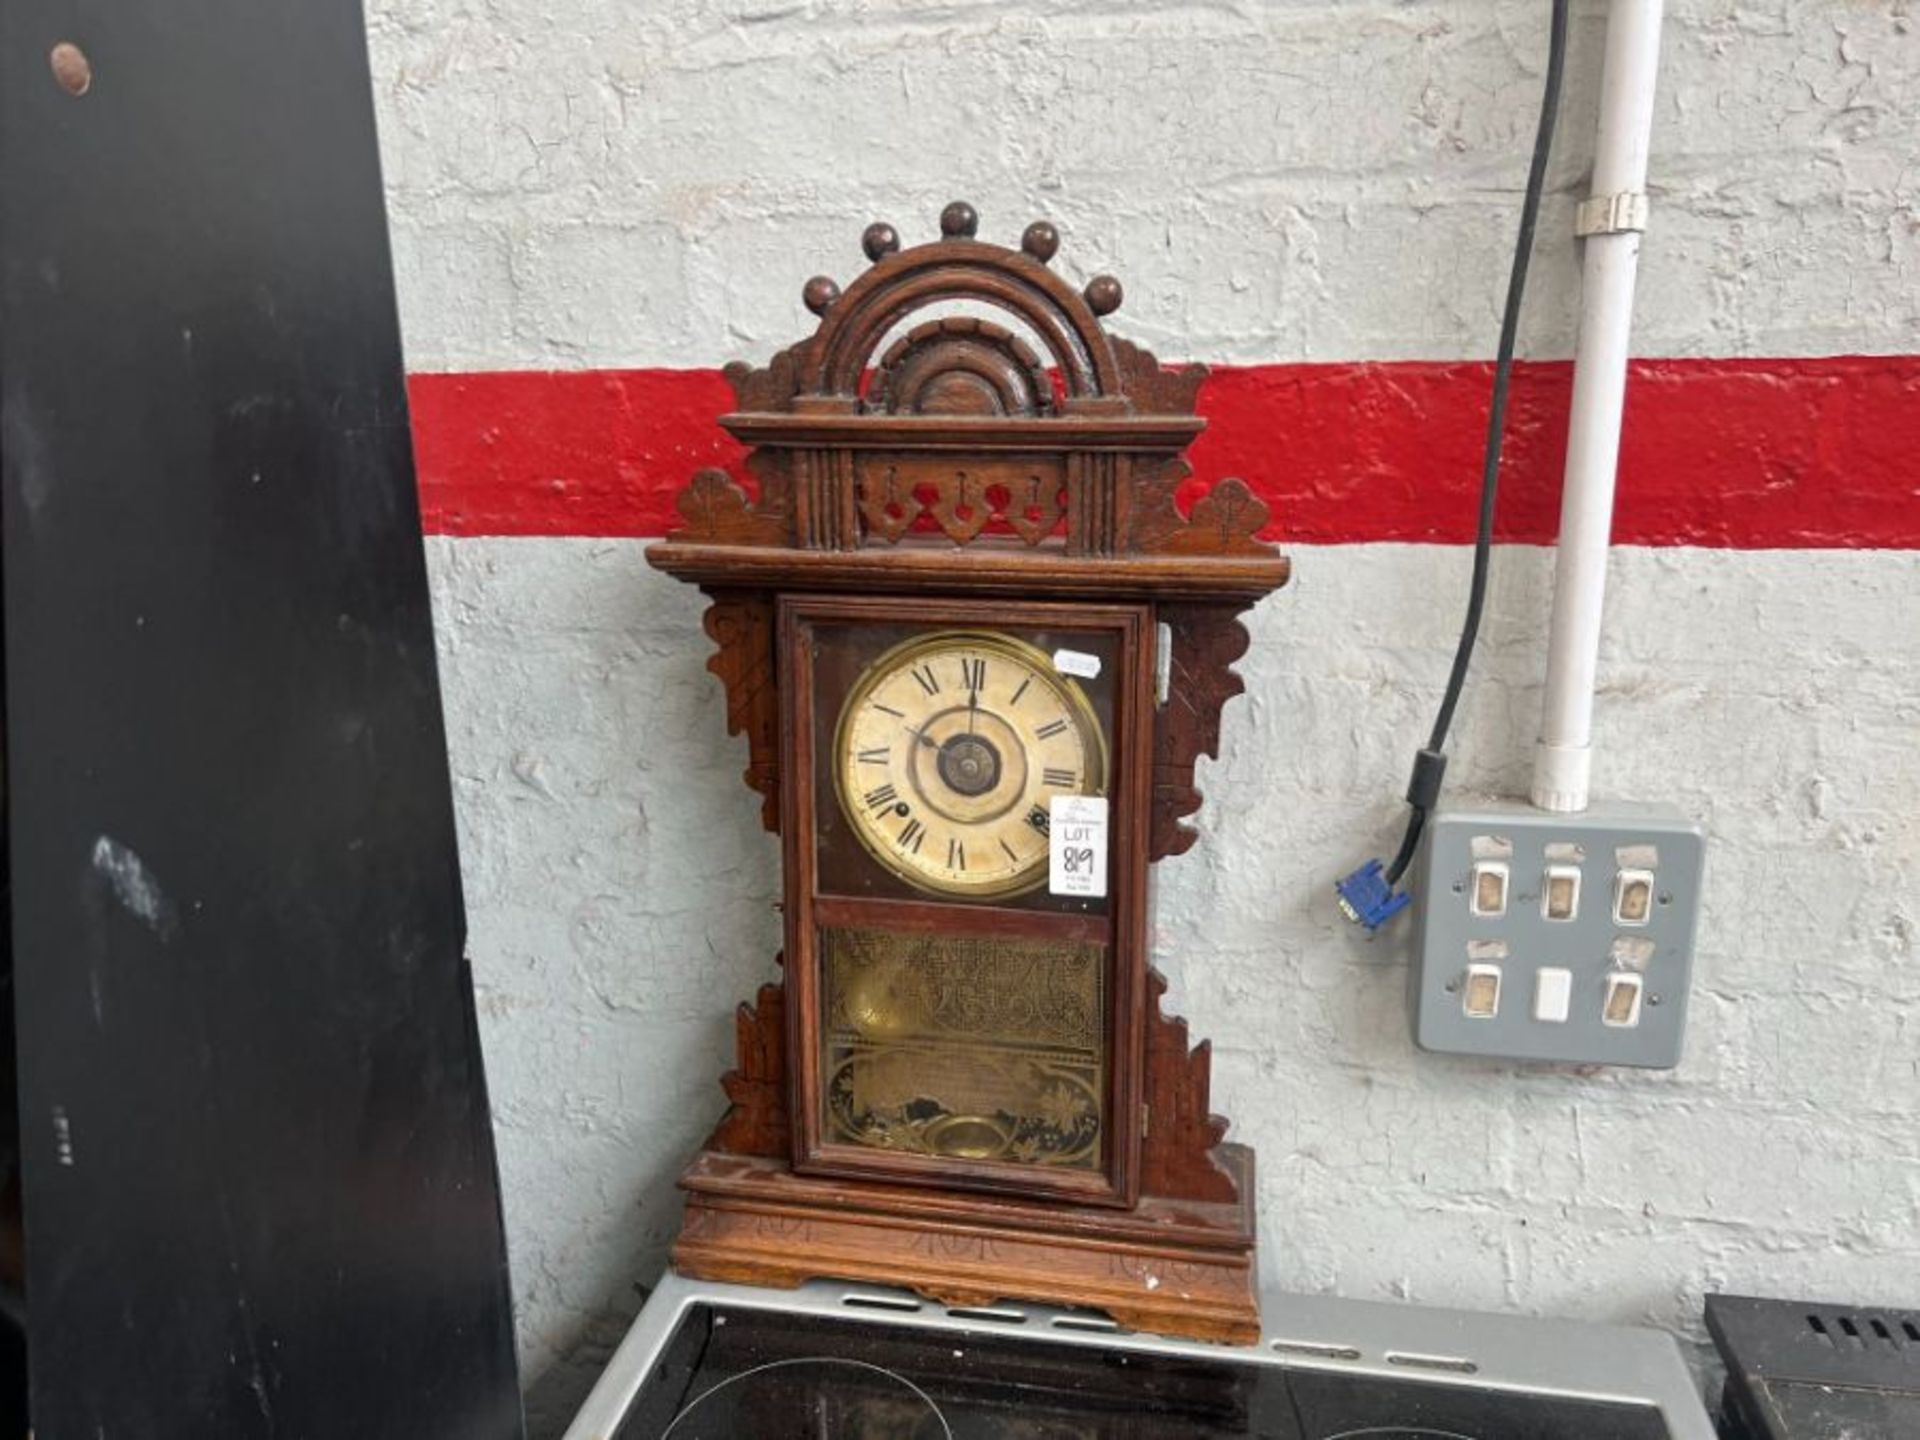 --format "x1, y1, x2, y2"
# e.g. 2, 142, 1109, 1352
1575, 191, 1649, 237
